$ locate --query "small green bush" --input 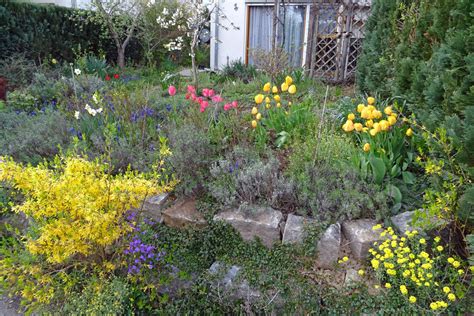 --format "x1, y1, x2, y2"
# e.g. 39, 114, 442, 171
216, 60, 258, 83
